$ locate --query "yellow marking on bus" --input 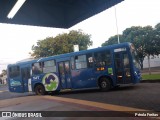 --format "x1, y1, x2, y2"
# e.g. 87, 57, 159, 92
43, 96, 146, 111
